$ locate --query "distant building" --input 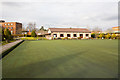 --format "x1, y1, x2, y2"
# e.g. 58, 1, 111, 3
0, 20, 5, 22
112, 26, 120, 33
46, 28, 91, 39
0, 21, 22, 35
37, 26, 48, 37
